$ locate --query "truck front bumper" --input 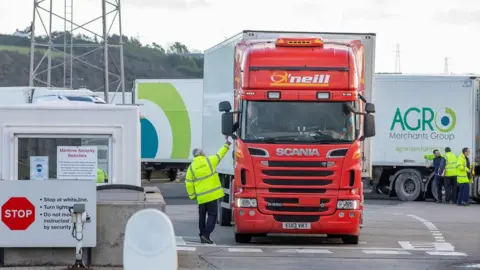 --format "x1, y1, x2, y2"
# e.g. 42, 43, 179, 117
234, 208, 361, 235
